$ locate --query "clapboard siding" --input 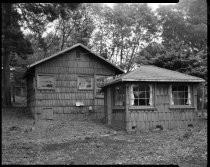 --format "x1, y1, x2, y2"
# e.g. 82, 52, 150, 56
128, 107, 196, 131
111, 109, 126, 130
105, 82, 199, 132
31, 48, 118, 120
